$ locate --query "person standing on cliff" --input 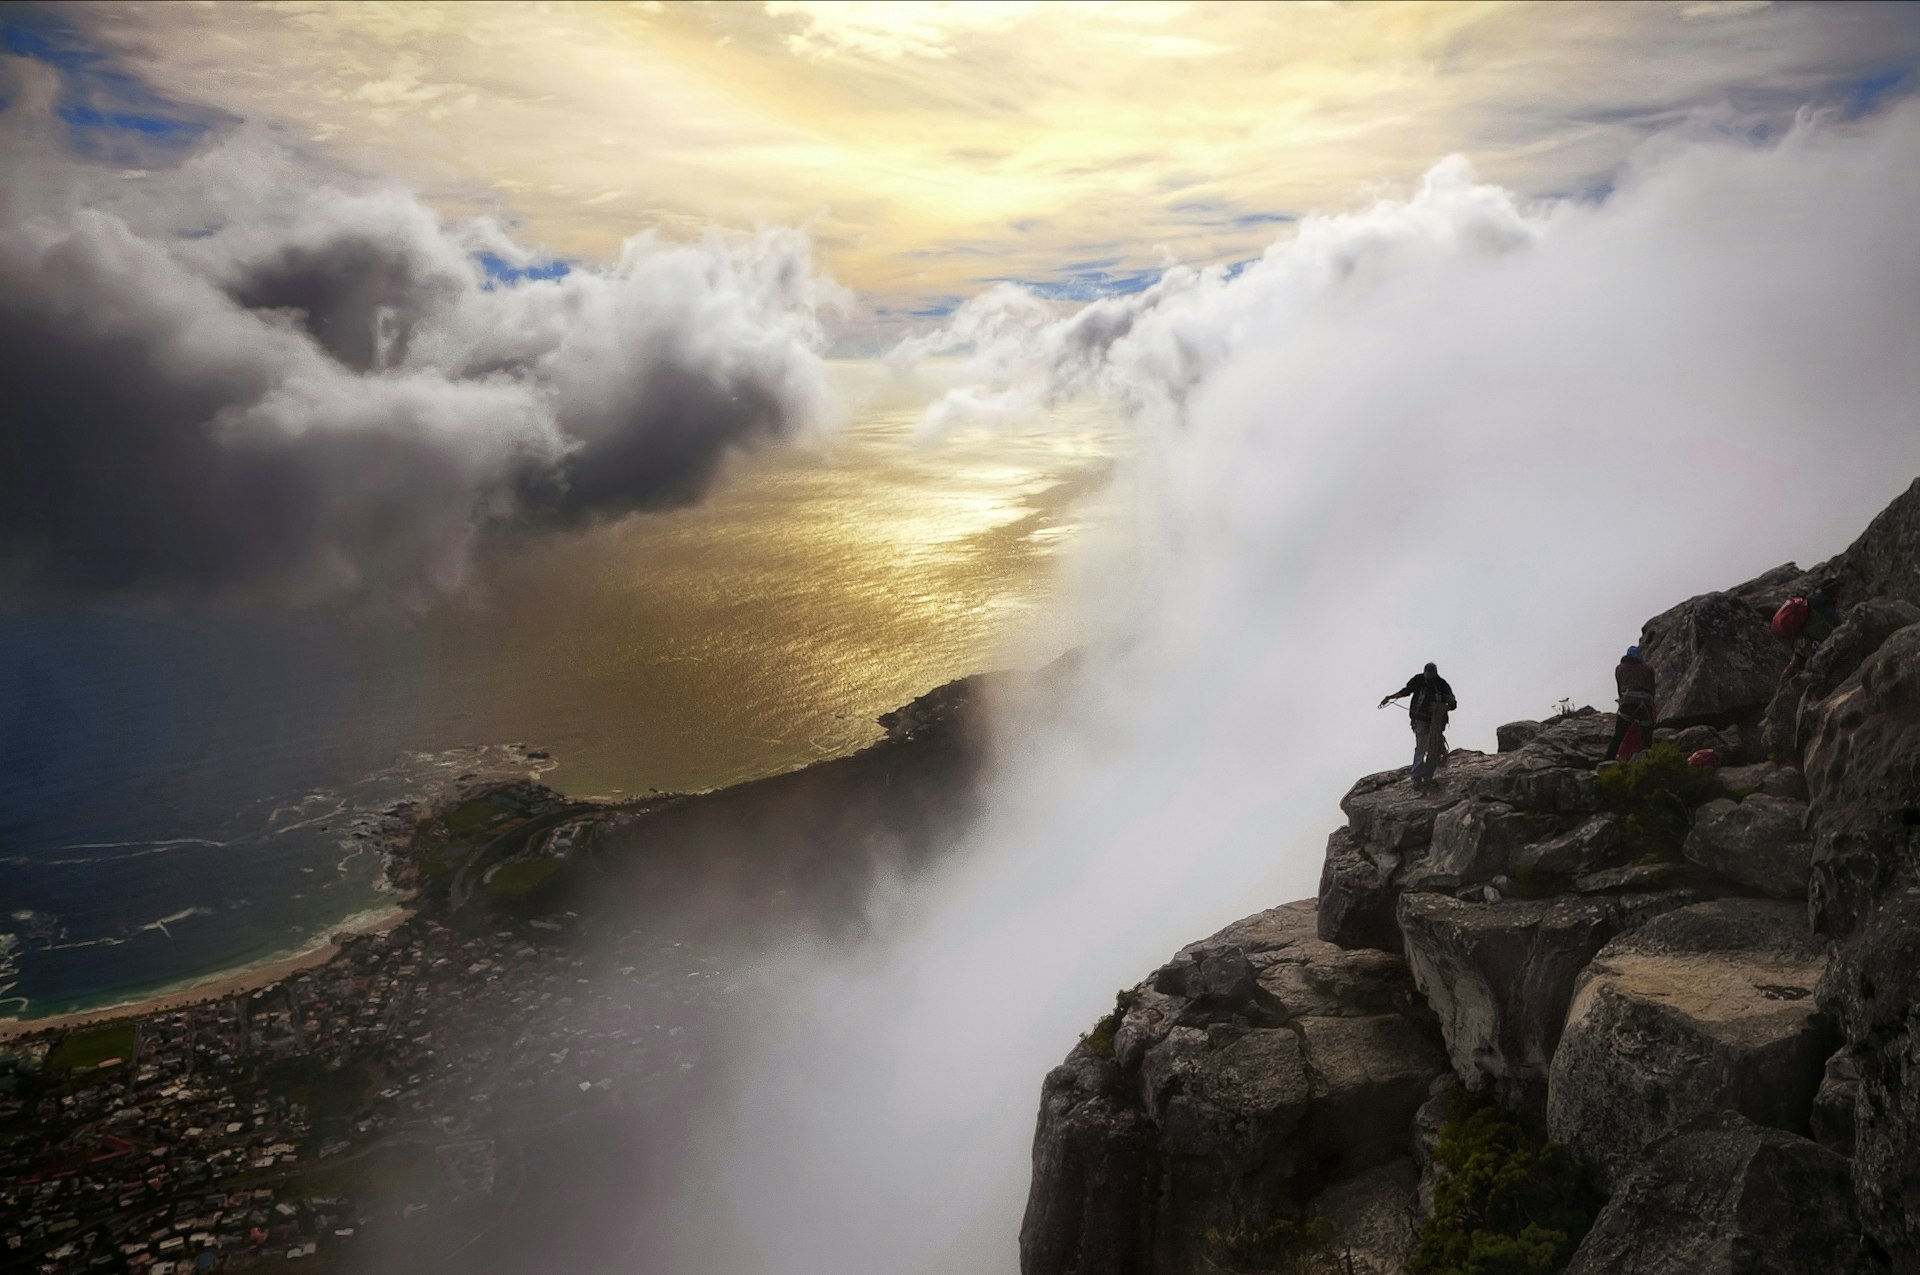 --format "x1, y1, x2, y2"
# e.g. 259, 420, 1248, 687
1379, 663, 1456, 788
1606, 644, 1657, 764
